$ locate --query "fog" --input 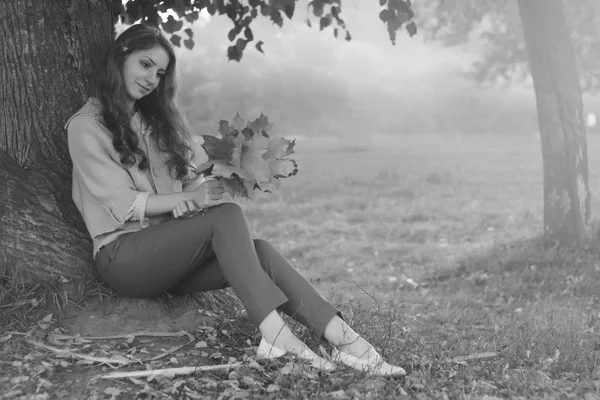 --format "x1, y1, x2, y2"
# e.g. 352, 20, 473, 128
114, 1, 600, 147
